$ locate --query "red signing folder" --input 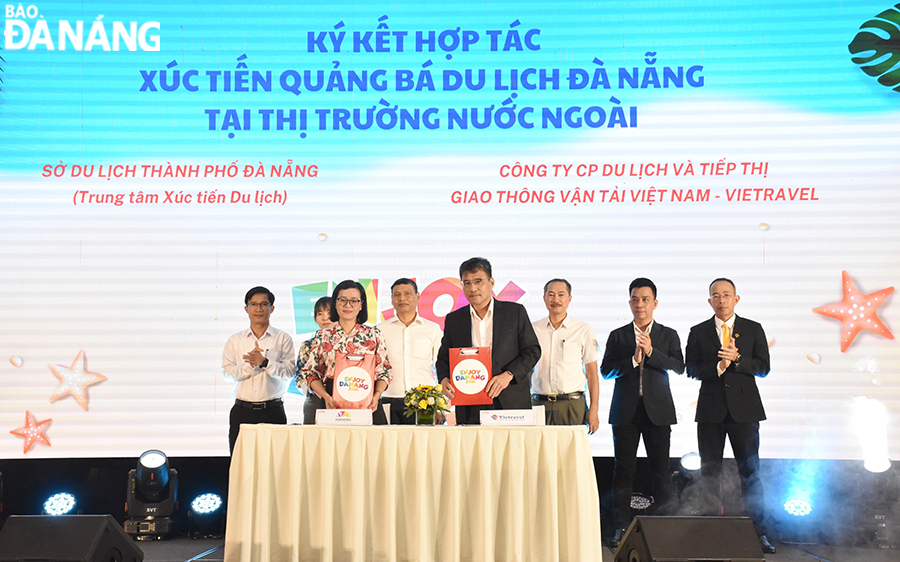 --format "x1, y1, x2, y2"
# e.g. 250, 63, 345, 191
332, 353, 375, 409
449, 347, 493, 406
